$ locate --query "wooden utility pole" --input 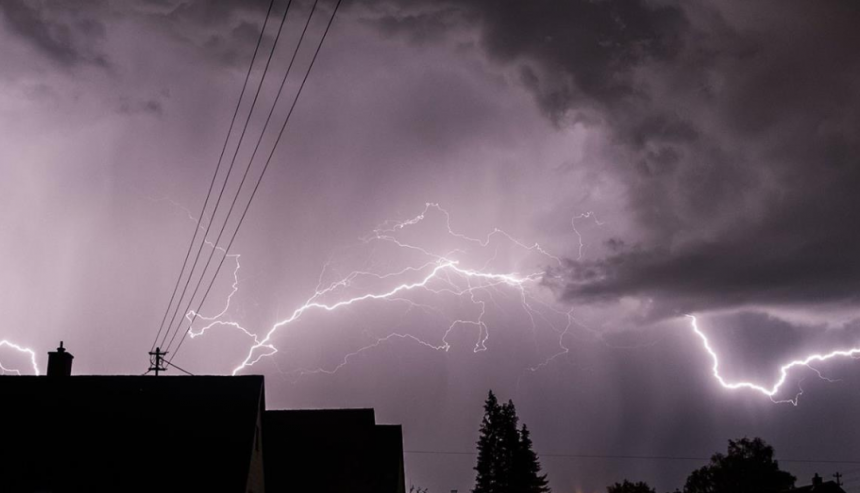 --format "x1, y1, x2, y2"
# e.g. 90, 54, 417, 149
148, 347, 168, 376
